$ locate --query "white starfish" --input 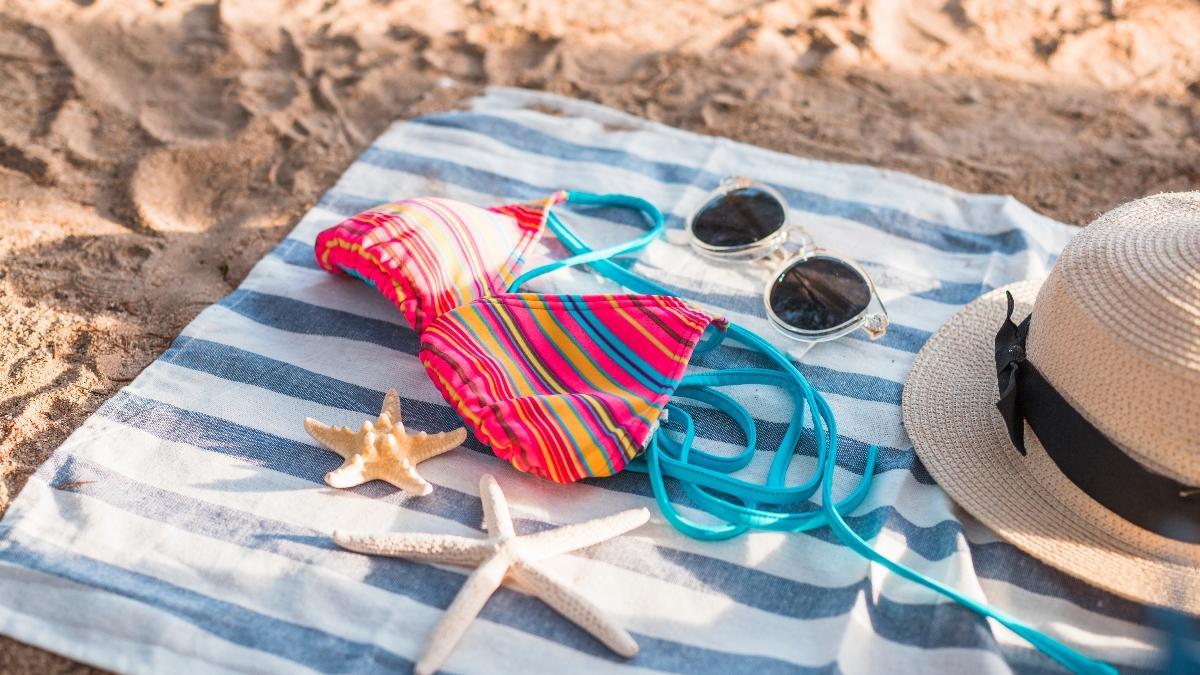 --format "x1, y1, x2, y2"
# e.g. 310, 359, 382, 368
304, 389, 467, 495
334, 474, 649, 675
